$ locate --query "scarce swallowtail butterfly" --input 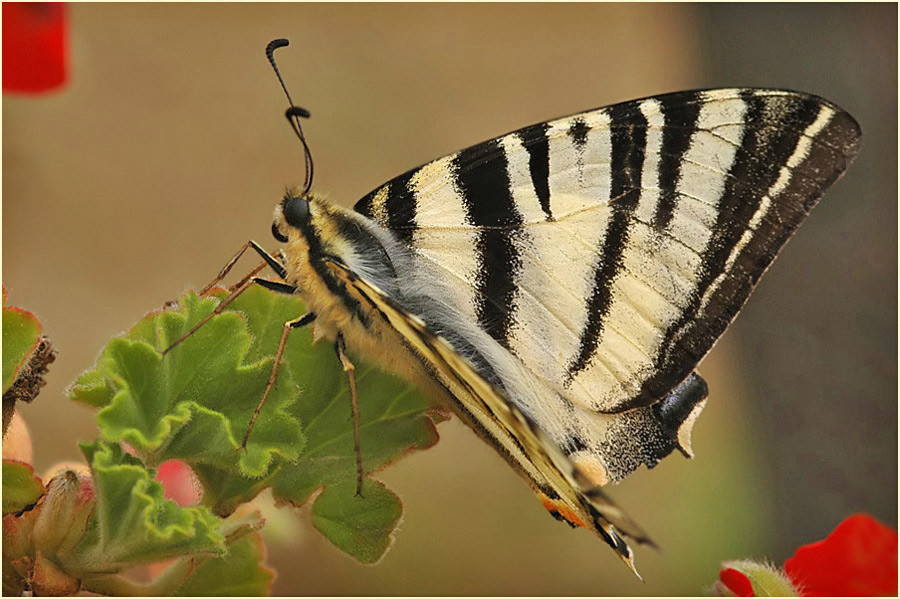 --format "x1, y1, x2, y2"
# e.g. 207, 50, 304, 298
181, 40, 861, 576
